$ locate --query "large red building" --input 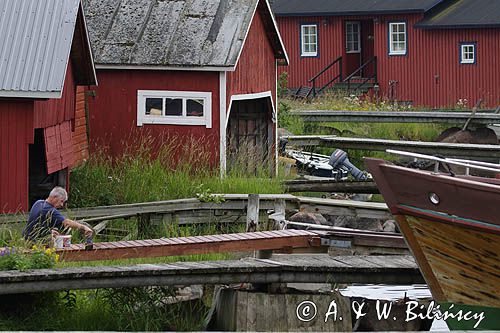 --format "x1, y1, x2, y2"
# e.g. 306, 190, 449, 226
0, 0, 96, 213
83, 0, 288, 174
272, 0, 500, 108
